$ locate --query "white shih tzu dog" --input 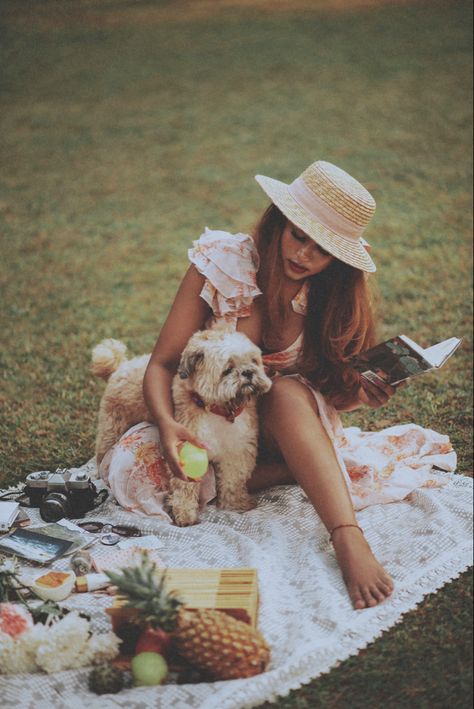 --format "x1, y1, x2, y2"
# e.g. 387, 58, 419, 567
91, 329, 272, 526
